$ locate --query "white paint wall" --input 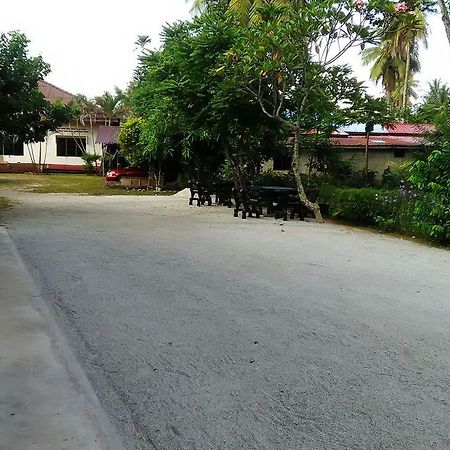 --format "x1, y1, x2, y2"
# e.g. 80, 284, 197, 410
1, 124, 103, 166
